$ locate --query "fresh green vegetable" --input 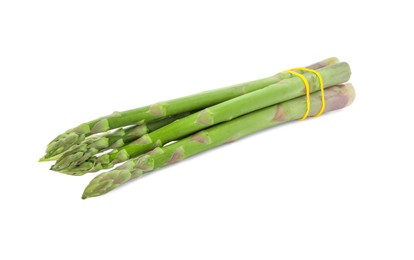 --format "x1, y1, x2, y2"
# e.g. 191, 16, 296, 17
62, 62, 351, 175
41, 58, 339, 161
82, 83, 356, 199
